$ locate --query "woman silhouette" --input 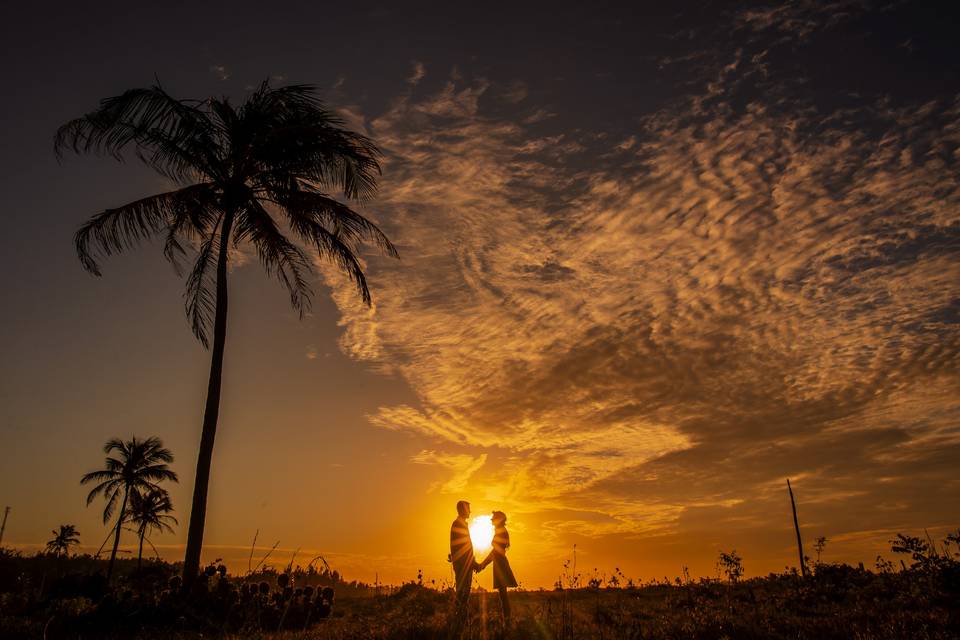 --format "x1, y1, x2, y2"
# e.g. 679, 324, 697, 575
480, 510, 517, 626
